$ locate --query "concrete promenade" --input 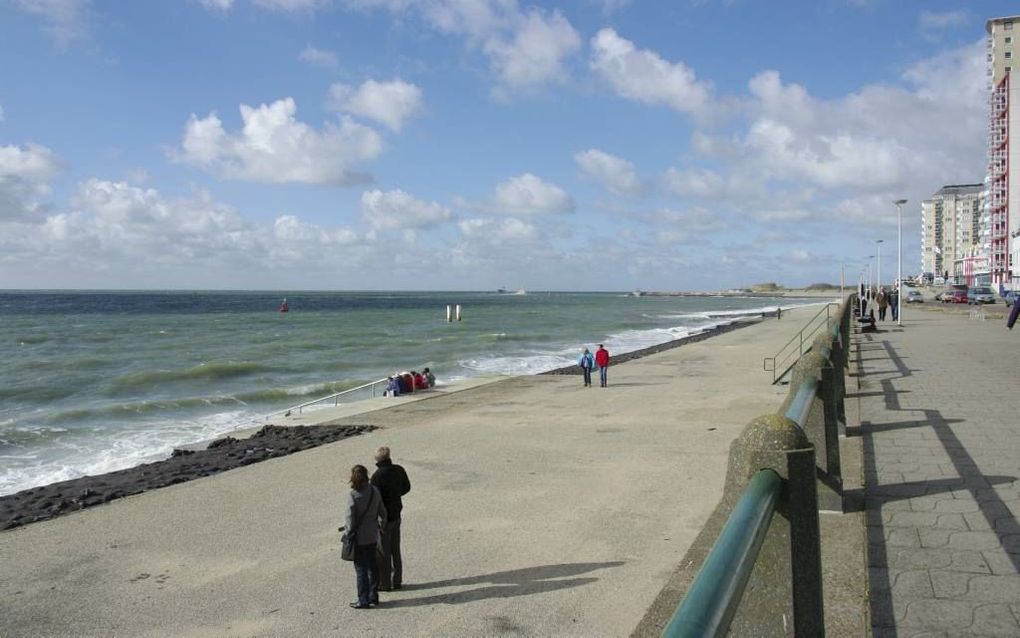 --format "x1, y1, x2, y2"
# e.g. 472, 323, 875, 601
0, 307, 829, 638
857, 306, 1020, 636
